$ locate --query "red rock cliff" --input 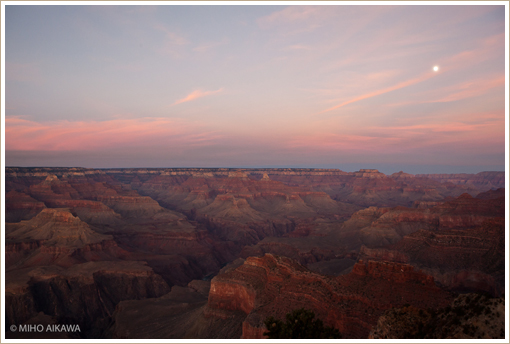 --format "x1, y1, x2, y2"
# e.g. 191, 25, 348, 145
206, 254, 452, 339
